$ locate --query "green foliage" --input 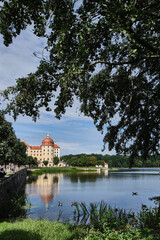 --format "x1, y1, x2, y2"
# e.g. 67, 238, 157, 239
79, 227, 160, 240
0, 111, 27, 166
1, 205, 160, 240
43, 160, 48, 166
61, 154, 102, 167
137, 206, 160, 229
74, 201, 129, 228
0, 0, 47, 46
1, 187, 27, 219
61, 153, 160, 168
27, 156, 38, 167
0, 219, 79, 240
1, 0, 160, 162
73, 201, 160, 239
53, 157, 59, 165
29, 167, 96, 176
13, 140, 28, 167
